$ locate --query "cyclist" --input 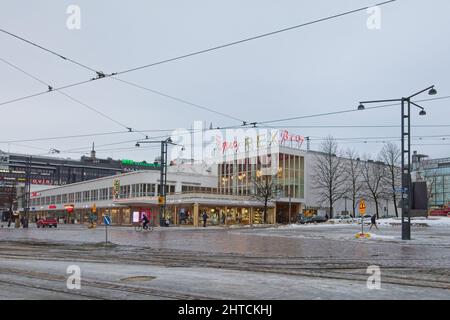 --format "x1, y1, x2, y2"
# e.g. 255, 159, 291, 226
142, 213, 150, 230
